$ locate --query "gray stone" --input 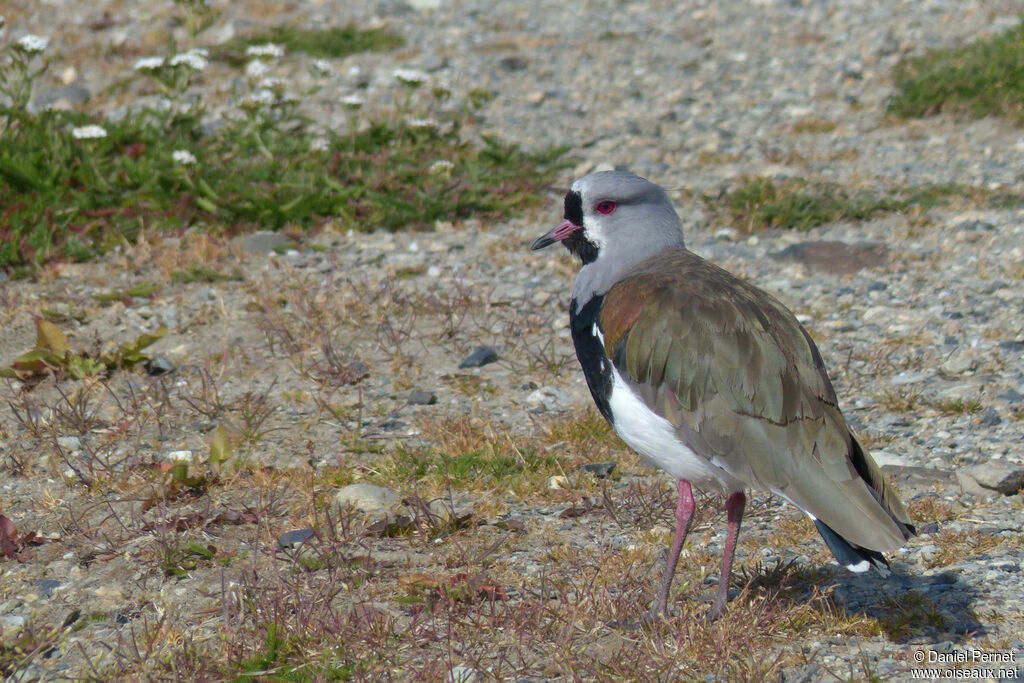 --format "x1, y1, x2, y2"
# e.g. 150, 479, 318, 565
56, 436, 81, 451
458, 346, 498, 368
231, 231, 295, 254
978, 407, 1001, 426
880, 465, 957, 497
0, 614, 26, 636
998, 340, 1024, 354
376, 0, 413, 13
525, 385, 570, 412
958, 461, 1024, 496
938, 348, 977, 376
334, 483, 402, 514
278, 528, 315, 548
407, 389, 437, 405
32, 579, 65, 598
35, 84, 91, 110
500, 56, 529, 72
998, 388, 1024, 403
580, 462, 616, 478
145, 356, 175, 376
871, 450, 913, 468
770, 241, 888, 274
